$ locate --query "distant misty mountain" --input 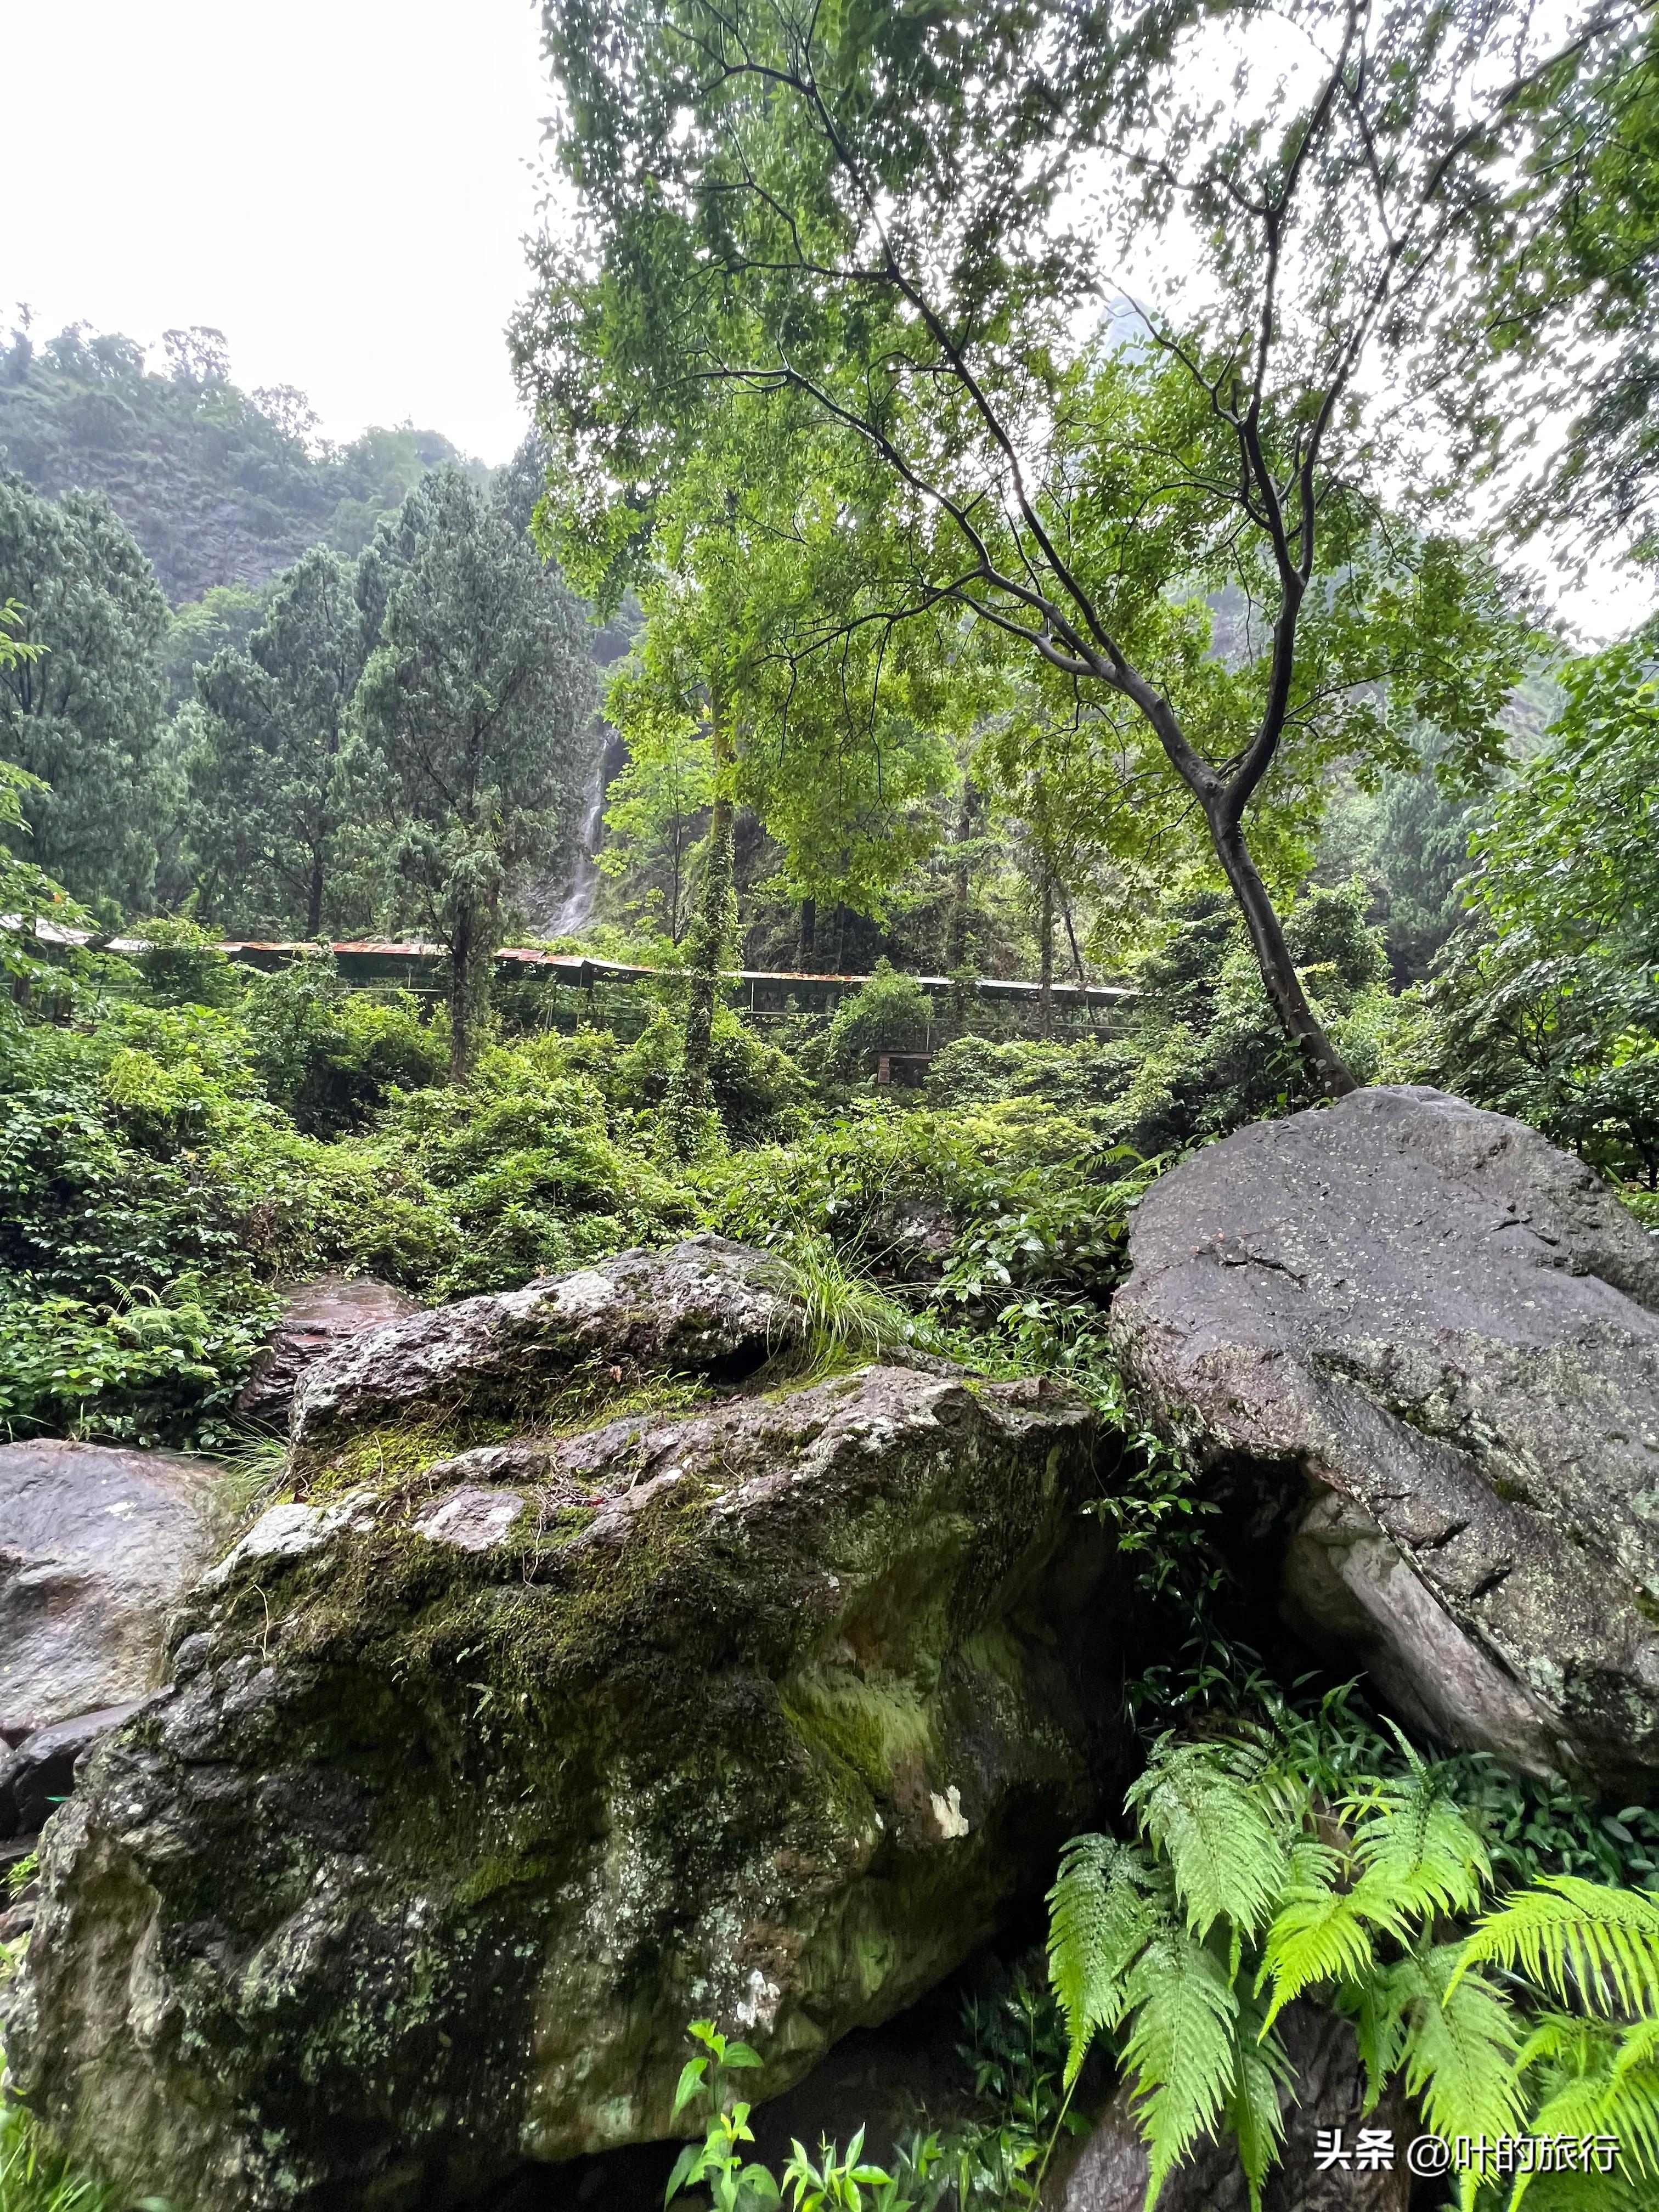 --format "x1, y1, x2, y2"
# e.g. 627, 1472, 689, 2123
0, 320, 486, 605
